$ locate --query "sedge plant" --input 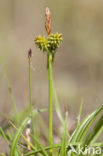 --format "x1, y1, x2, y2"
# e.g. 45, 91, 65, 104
34, 7, 63, 154
0, 7, 103, 156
